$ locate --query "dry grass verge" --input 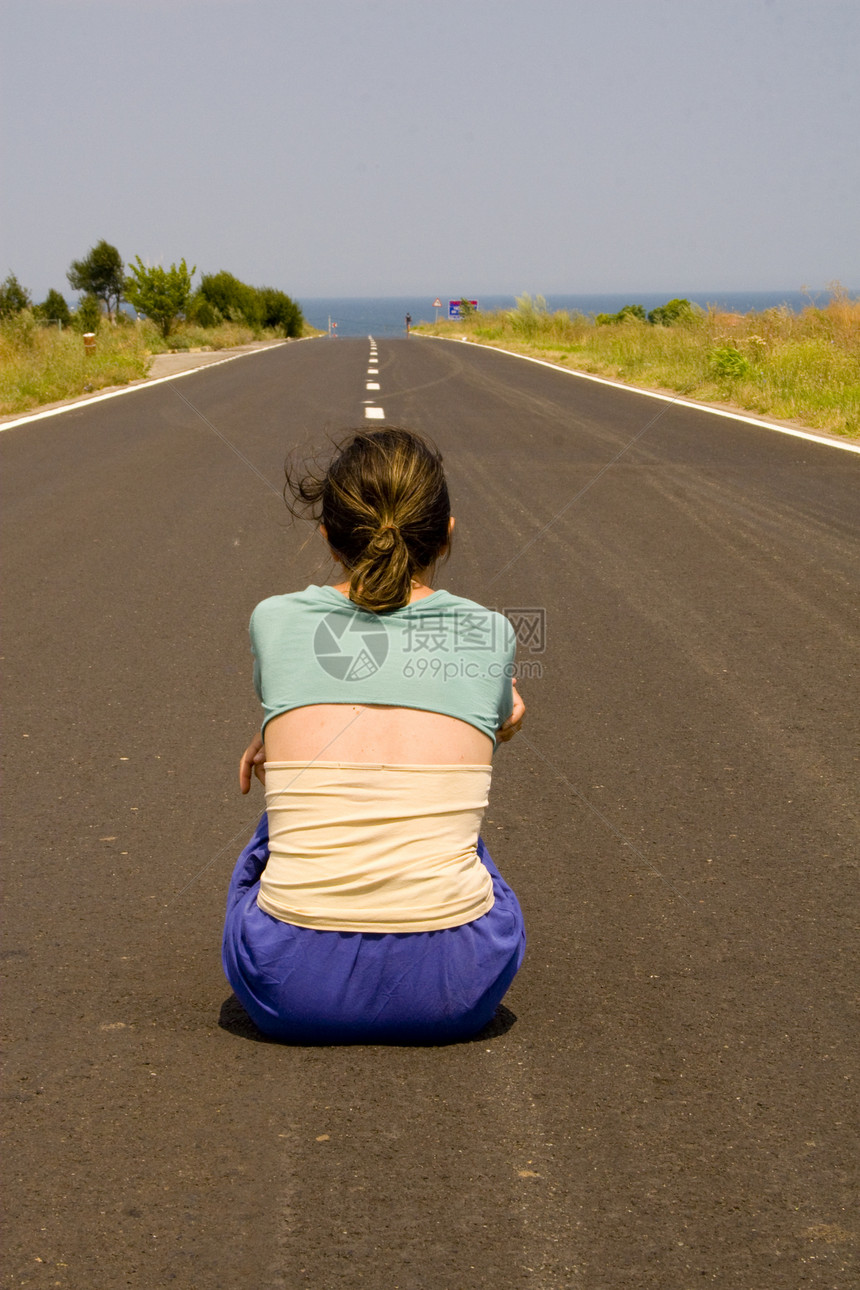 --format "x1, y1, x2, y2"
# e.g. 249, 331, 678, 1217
0, 315, 321, 416
414, 288, 860, 438
0, 313, 150, 414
